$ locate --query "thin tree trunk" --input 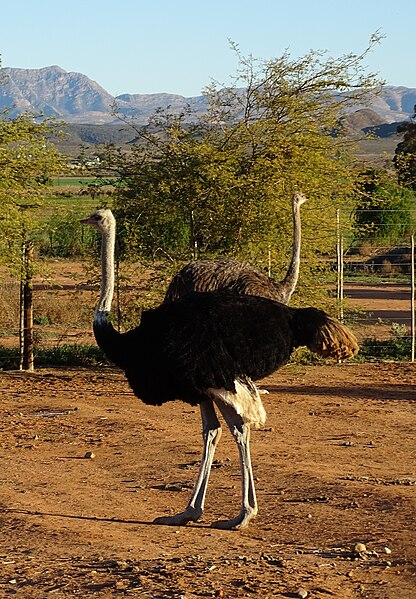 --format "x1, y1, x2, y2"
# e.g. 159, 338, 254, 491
22, 242, 34, 371
19, 243, 26, 370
